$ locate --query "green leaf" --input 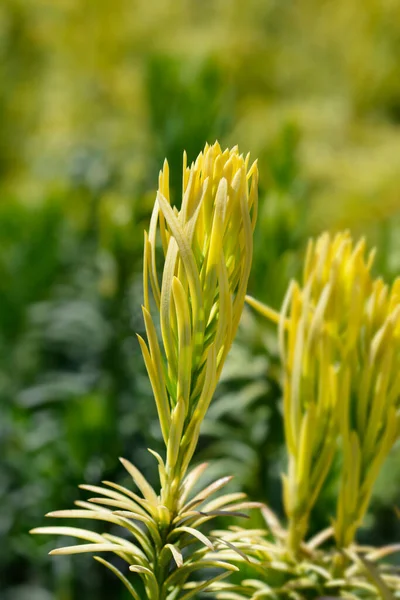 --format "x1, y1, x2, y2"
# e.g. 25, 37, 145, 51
119, 457, 159, 504
171, 526, 214, 550
49, 543, 128, 556
163, 543, 183, 568
113, 510, 162, 547
179, 571, 231, 600
129, 565, 159, 600
163, 560, 238, 590
179, 463, 208, 508
101, 480, 157, 517
94, 556, 141, 600
30, 526, 105, 543
46, 508, 153, 557
190, 475, 233, 505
